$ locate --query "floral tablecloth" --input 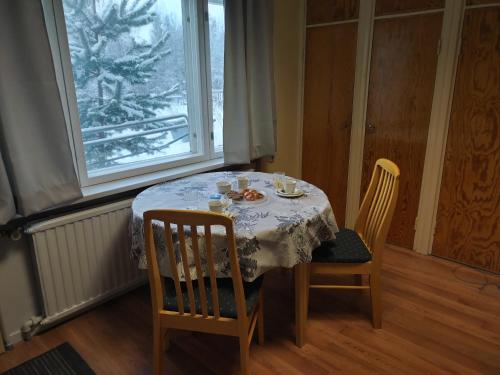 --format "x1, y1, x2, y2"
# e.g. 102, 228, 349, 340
130, 171, 339, 281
